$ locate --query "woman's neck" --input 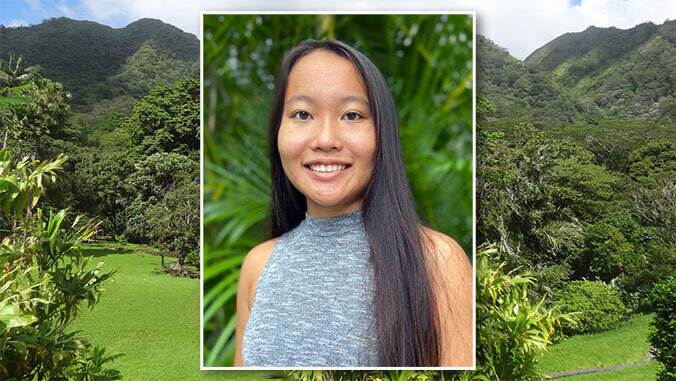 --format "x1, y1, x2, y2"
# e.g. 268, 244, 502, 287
306, 199, 362, 218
